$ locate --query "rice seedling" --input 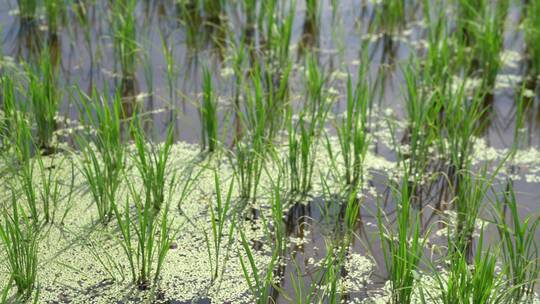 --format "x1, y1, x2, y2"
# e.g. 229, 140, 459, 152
495, 181, 540, 303
229, 41, 247, 139
201, 67, 219, 153
28, 48, 60, 152
0, 192, 39, 298
444, 82, 485, 189
398, 62, 443, 192
524, 0, 540, 77
450, 166, 493, 259
301, 0, 320, 51
264, 0, 295, 70
428, 229, 505, 304
455, 0, 485, 44
17, 0, 38, 21
45, 0, 63, 41
112, 123, 175, 289
377, 167, 425, 304
246, 63, 291, 140
287, 111, 314, 197
160, 33, 179, 106
204, 169, 235, 283
372, 0, 406, 34
315, 243, 347, 303
471, 2, 507, 91
238, 174, 286, 303
453, 0, 508, 91
238, 227, 278, 304
0, 76, 17, 150
112, 0, 138, 82
242, 0, 257, 31
10, 114, 39, 223
202, 0, 223, 22
287, 55, 329, 197
335, 68, 370, 191
10, 119, 73, 224
77, 90, 125, 224
231, 64, 289, 203
305, 0, 319, 23
422, 0, 454, 86
232, 139, 264, 204
301, 189, 360, 303
131, 122, 175, 212
176, 0, 203, 50
469, 231, 502, 303
36, 152, 74, 224
112, 189, 173, 290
